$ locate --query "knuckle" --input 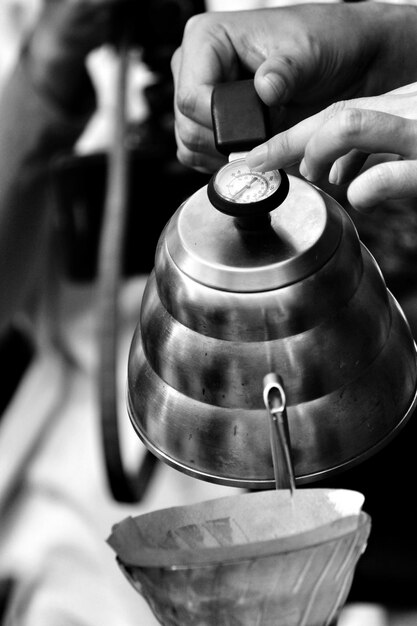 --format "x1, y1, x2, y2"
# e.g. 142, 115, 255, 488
276, 54, 302, 82
367, 163, 392, 196
176, 146, 204, 171
170, 48, 180, 74
178, 119, 203, 153
410, 125, 417, 157
337, 108, 365, 139
176, 146, 194, 169
272, 132, 291, 159
325, 100, 349, 121
175, 87, 198, 120
171, 15, 209, 70
182, 13, 211, 39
